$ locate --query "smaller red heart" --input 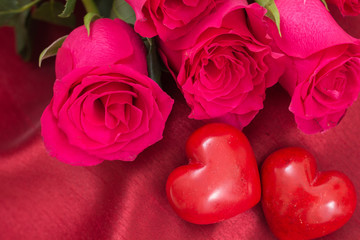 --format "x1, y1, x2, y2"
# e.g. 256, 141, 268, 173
261, 147, 357, 240
166, 123, 261, 224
